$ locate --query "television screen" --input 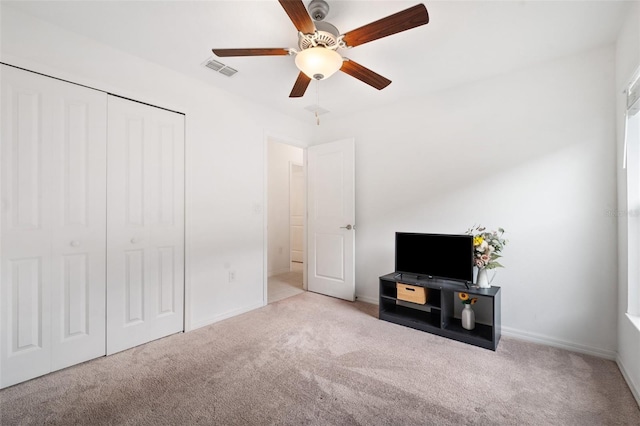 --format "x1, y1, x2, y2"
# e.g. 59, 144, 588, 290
395, 233, 473, 283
